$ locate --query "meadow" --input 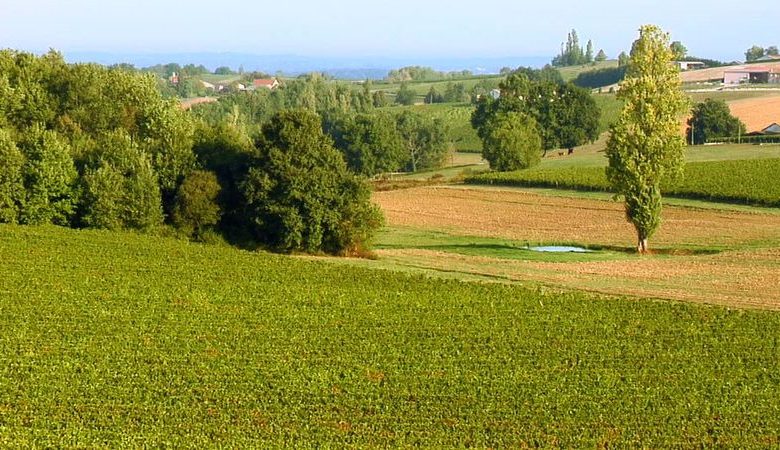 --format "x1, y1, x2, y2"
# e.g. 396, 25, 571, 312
2, 224, 780, 447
